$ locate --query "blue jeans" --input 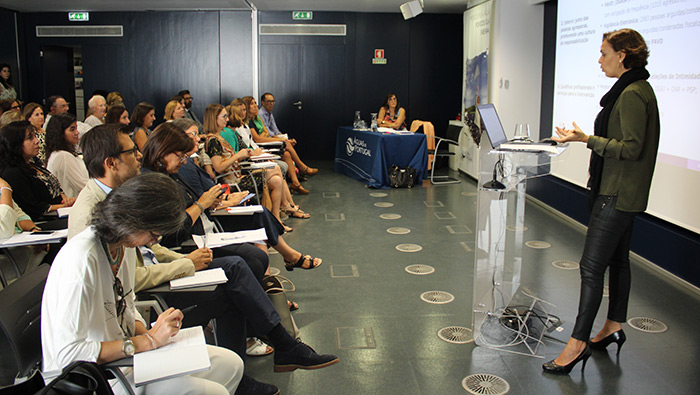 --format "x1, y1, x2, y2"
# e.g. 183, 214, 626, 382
571, 195, 636, 341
